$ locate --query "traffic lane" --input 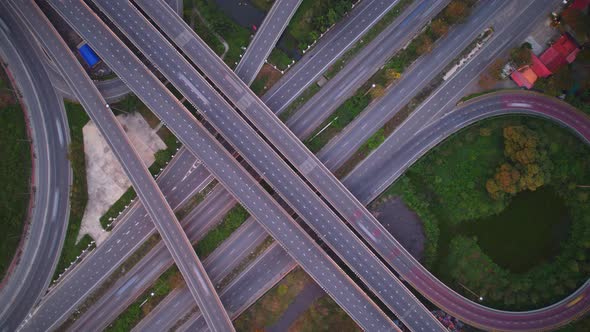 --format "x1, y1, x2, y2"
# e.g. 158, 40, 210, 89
27, 142, 210, 331
318, 0, 508, 171
262, 0, 402, 114
54, 0, 395, 329
104, 1, 439, 328
234, 0, 303, 85
345, 0, 559, 202
71, 184, 239, 330
18, 2, 233, 331
286, 0, 448, 139
179, 243, 298, 331
0, 7, 70, 329
345, 92, 590, 330
132, 218, 268, 332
